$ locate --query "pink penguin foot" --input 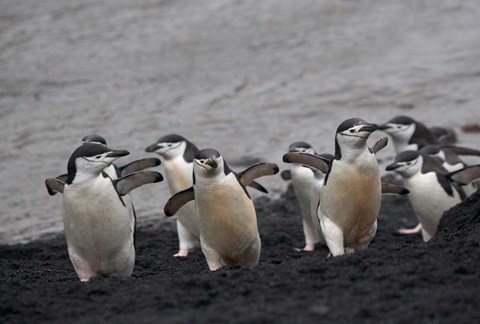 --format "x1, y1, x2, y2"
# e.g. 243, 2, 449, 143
293, 243, 315, 252
174, 249, 189, 257
397, 223, 422, 235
